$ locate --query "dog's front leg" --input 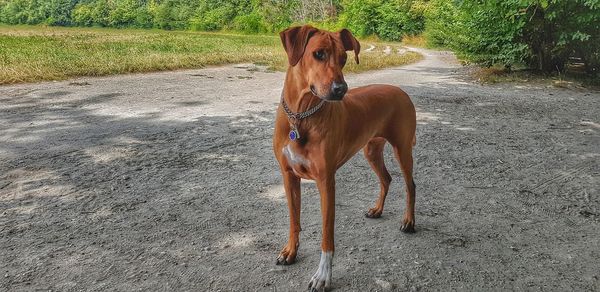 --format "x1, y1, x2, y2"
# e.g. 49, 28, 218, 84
276, 169, 301, 265
309, 174, 335, 291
